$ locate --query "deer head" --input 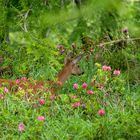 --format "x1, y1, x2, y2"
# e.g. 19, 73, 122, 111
57, 52, 84, 84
